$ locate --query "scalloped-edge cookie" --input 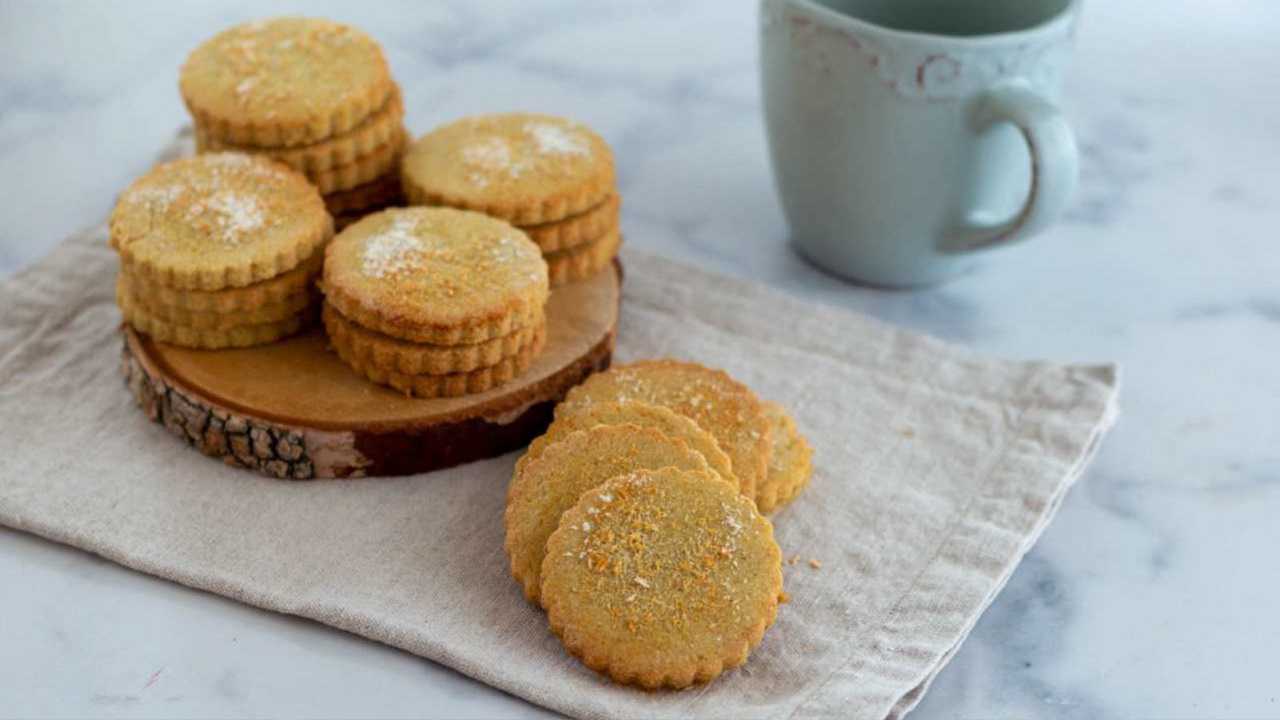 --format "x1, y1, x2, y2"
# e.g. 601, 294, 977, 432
755, 401, 814, 514
119, 274, 312, 330
322, 301, 544, 376
514, 401, 736, 493
544, 229, 621, 287
521, 193, 619, 253
307, 128, 406, 194
122, 249, 322, 313
322, 207, 548, 345
401, 113, 615, 225
119, 291, 310, 349
330, 322, 546, 398
180, 17, 395, 148
110, 153, 332, 291
195, 87, 404, 172
557, 360, 772, 501
541, 467, 782, 689
505, 424, 718, 605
